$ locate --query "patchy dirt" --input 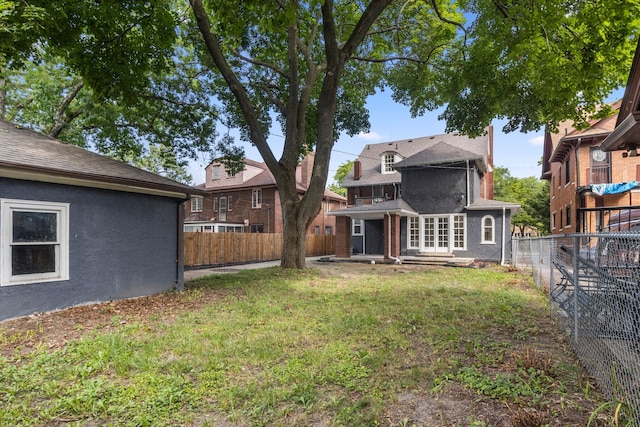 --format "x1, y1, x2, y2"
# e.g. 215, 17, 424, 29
0, 286, 234, 361
0, 262, 606, 426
